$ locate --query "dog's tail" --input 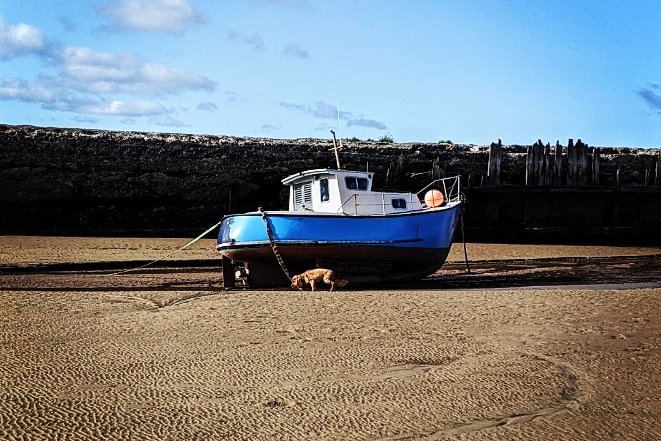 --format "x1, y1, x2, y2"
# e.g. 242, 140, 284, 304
335, 278, 349, 287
